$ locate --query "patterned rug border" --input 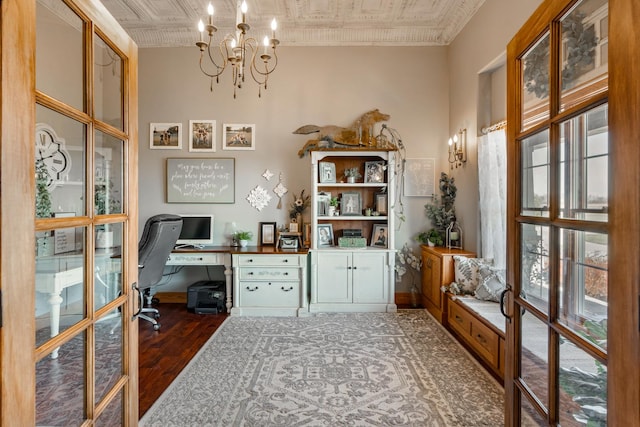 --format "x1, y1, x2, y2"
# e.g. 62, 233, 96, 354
141, 310, 505, 426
